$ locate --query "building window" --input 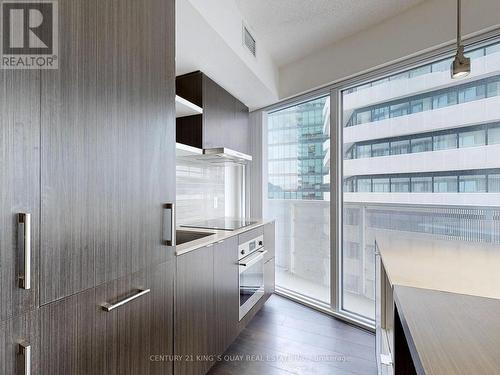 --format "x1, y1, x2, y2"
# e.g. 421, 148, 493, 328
433, 133, 457, 150
357, 178, 372, 192
391, 178, 410, 192
459, 175, 487, 193
390, 140, 410, 155
411, 177, 433, 192
459, 129, 486, 148
434, 176, 458, 193
372, 142, 390, 157
372, 178, 390, 192
489, 174, 500, 192
356, 144, 372, 158
411, 137, 433, 153
488, 125, 500, 144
